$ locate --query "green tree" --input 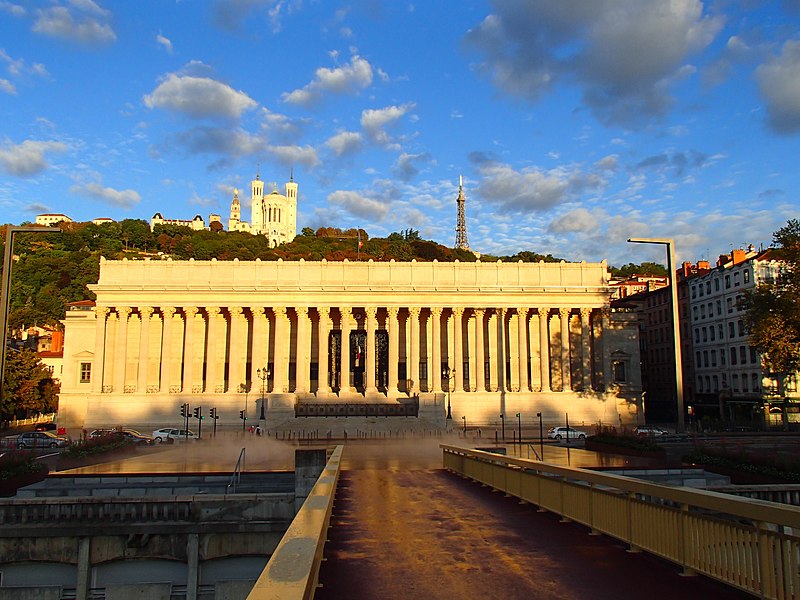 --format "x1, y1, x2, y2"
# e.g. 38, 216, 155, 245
1, 348, 59, 419
744, 219, 800, 406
